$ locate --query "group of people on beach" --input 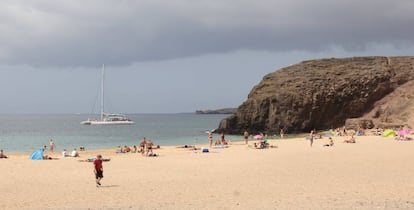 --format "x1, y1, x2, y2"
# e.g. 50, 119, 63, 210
139, 137, 160, 156
208, 132, 230, 146
62, 148, 80, 158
